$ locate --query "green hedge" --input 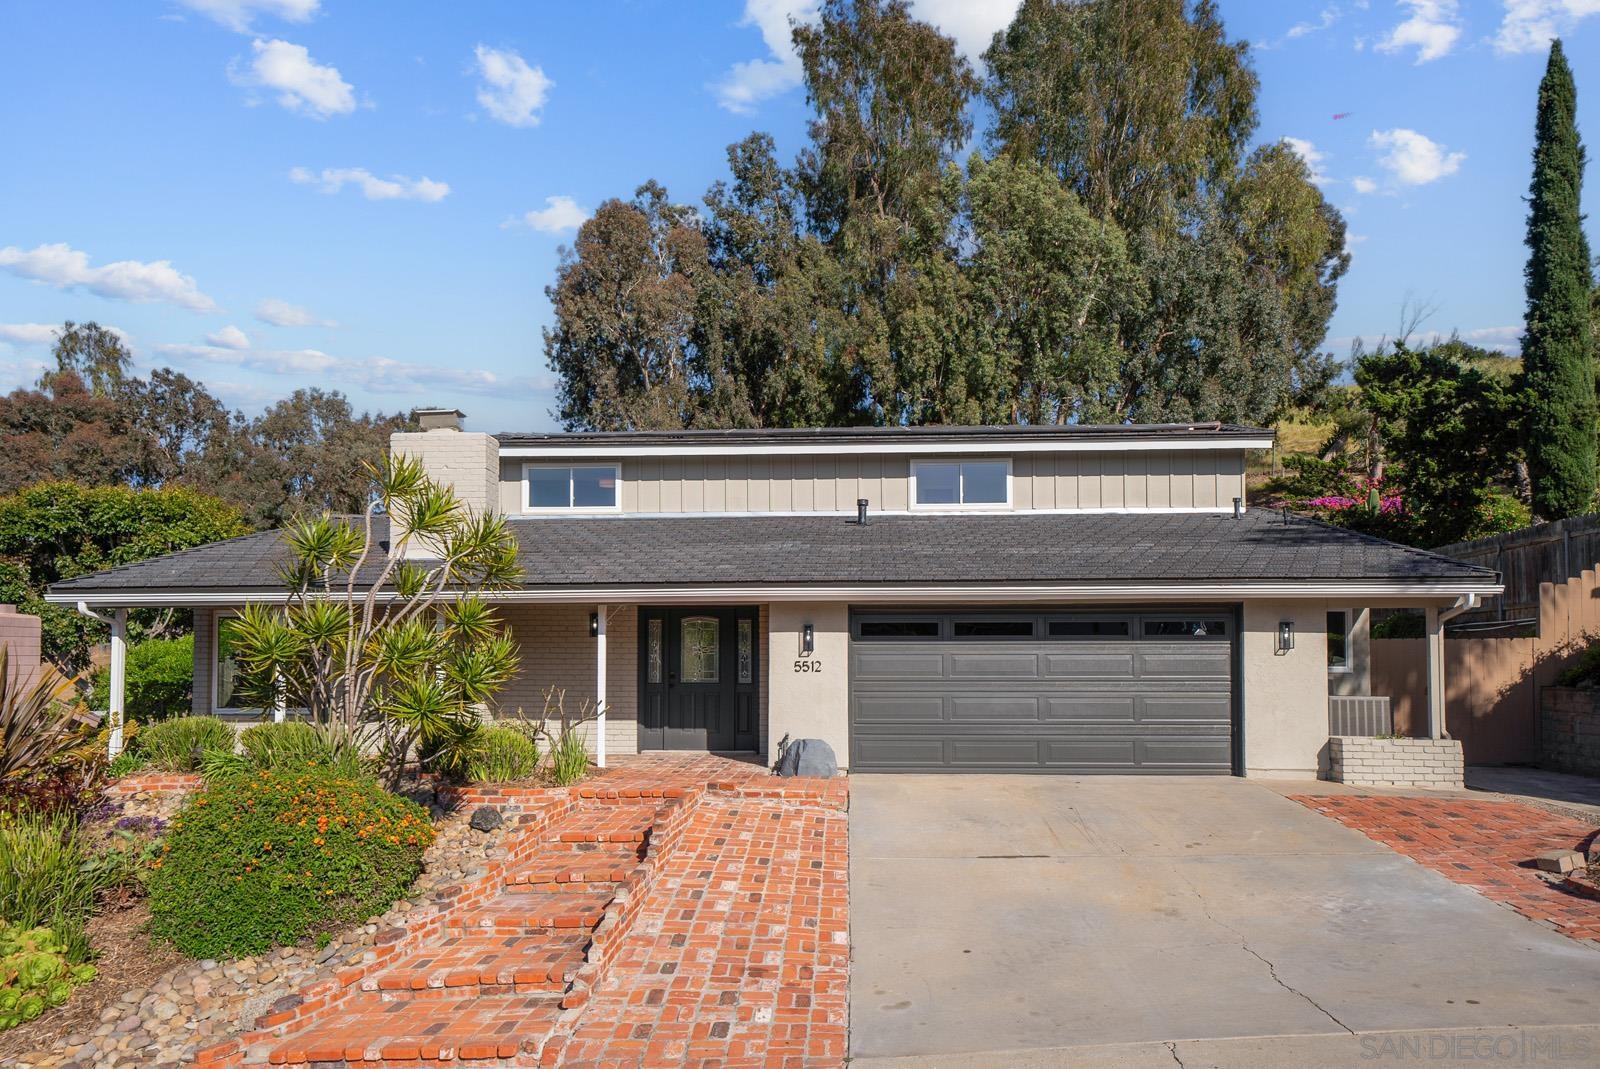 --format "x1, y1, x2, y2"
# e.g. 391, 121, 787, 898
147, 768, 434, 958
91, 636, 194, 721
